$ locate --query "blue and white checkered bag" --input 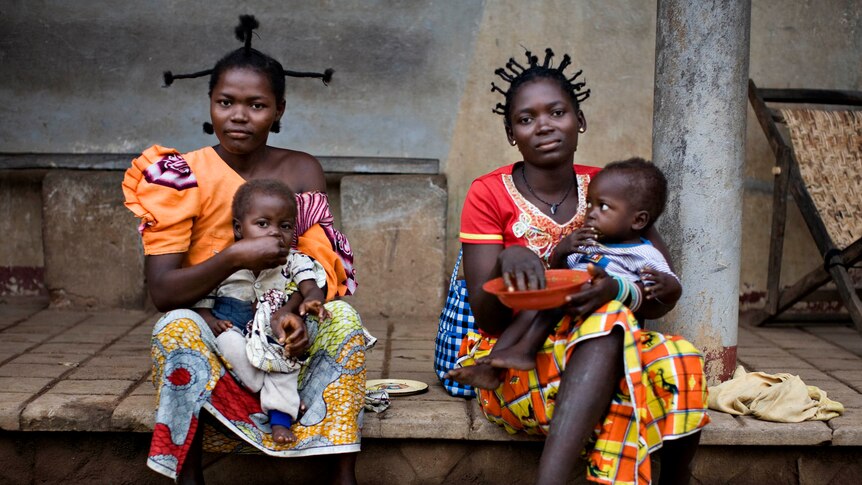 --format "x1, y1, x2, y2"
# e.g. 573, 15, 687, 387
434, 249, 477, 398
